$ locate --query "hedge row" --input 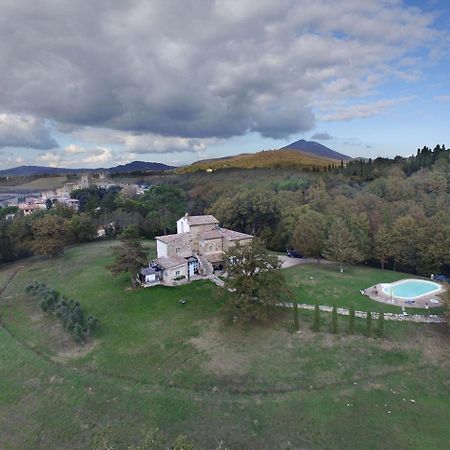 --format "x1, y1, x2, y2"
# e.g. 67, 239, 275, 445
25, 281, 99, 343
